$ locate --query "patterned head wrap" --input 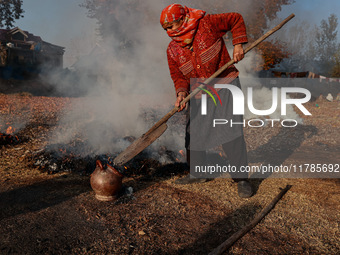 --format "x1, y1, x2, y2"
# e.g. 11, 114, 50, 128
160, 4, 206, 47
160, 3, 186, 25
